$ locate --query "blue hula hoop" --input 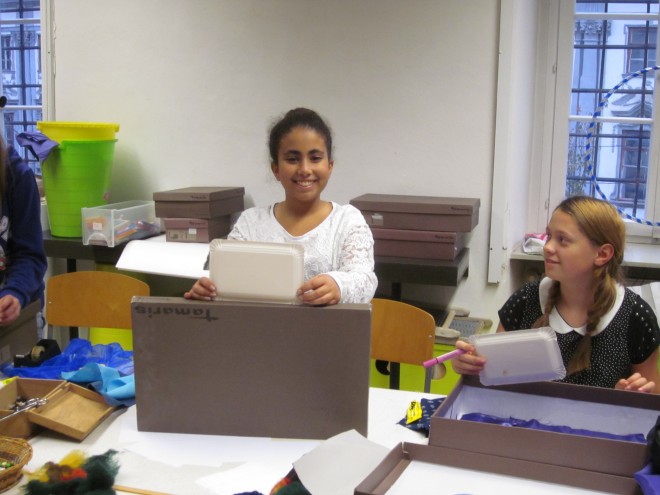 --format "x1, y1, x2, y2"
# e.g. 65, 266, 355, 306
583, 64, 660, 227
